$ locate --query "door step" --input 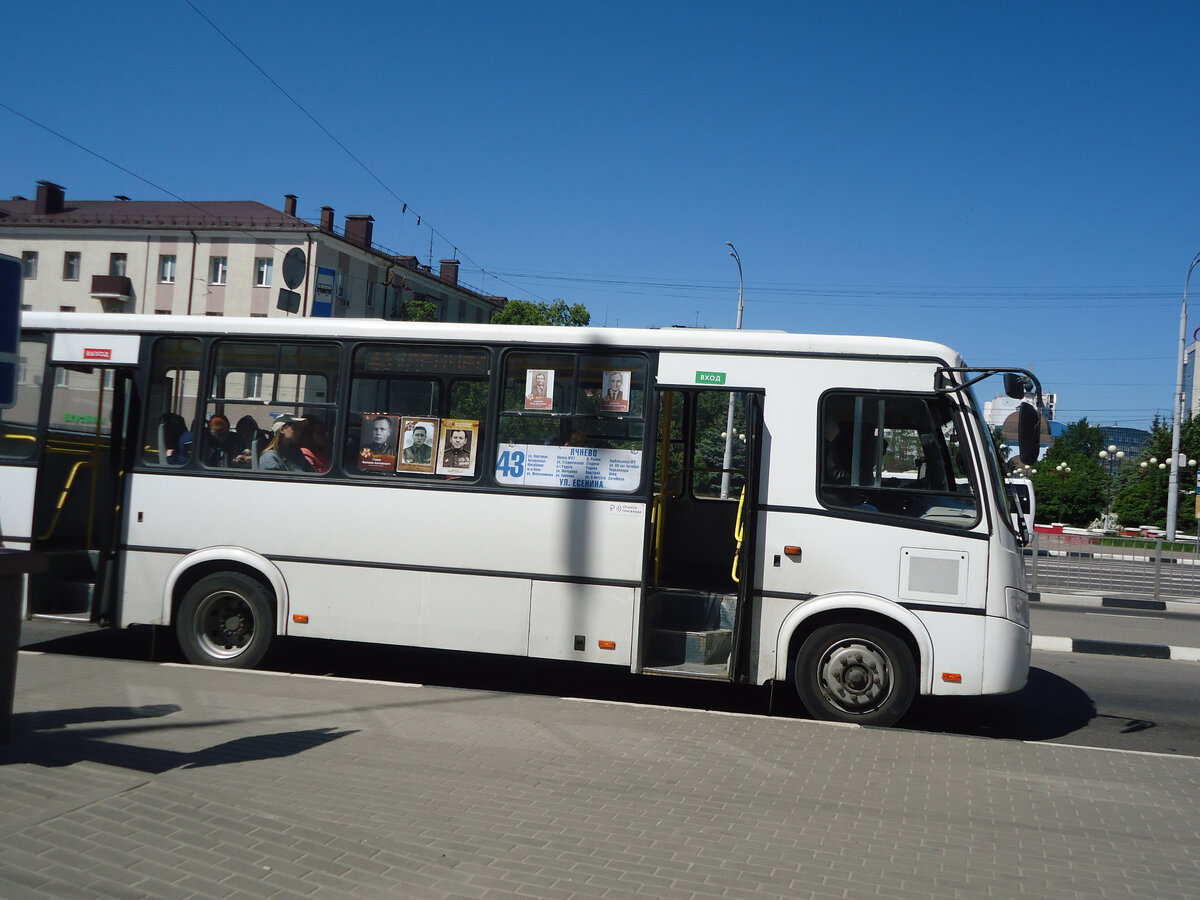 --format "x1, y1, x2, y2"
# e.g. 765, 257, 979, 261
647, 627, 732, 665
